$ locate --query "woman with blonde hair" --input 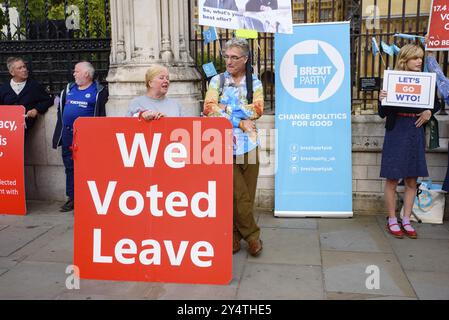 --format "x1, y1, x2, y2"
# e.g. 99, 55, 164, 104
378, 44, 441, 239
127, 64, 182, 120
